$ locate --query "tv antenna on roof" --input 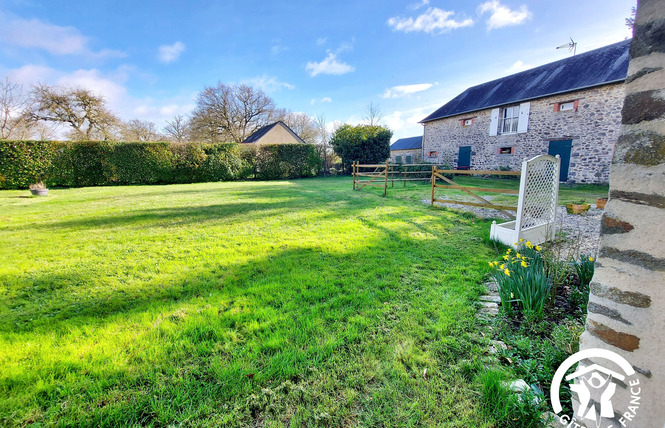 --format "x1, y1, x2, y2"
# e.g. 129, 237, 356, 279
556, 38, 577, 55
